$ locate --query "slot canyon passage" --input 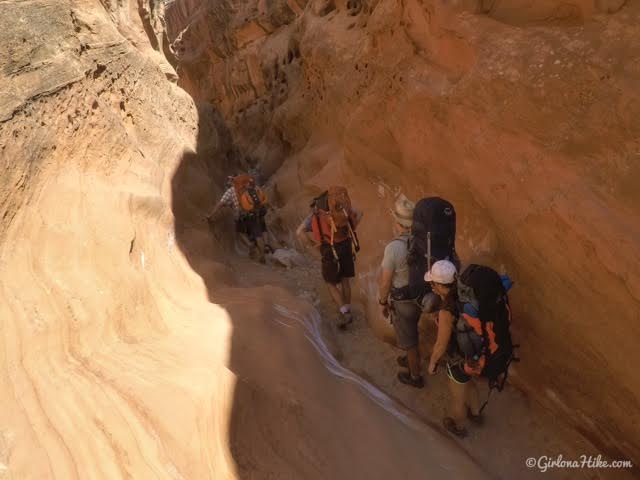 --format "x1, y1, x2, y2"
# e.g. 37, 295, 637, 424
1, 0, 639, 478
